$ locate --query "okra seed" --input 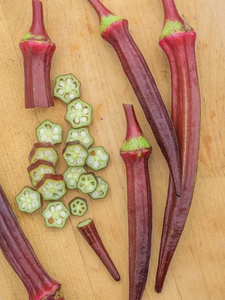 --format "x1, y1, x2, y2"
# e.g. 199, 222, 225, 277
75, 103, 82, 110
56, 205, 62, 211
70, 179, 75, 185
58, 89, 64, 95
46, 211, 51, 218
60, 211, 66, 217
